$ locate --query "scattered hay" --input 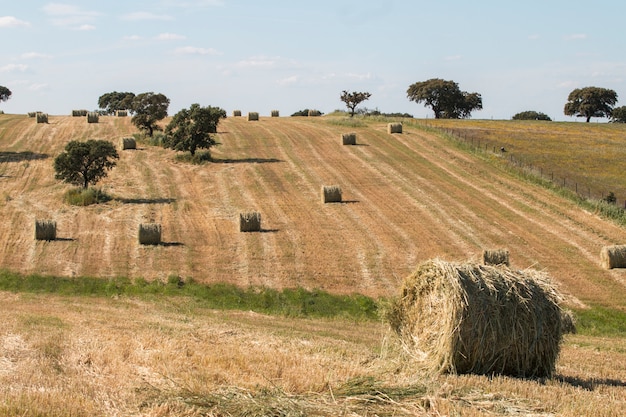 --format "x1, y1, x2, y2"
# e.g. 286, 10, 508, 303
321, 185, 342, 203
248, 112, 259, 121
35, 220, 56, 241
482, 249, 510, 266
120, 137, 136, 150
271, 110, 279, 117
71, 110, 88, 117
388, 259, 573, 378
233, 110, 242, 117
600, 245, 626, 269
240, 212, 261, 232
342, 132, 357, 145
308, 109, 322, 117
87, 112, 99, 123
116, 110, 128, 117
138, 223, 162, 245
36, 113, 48, 124
388, 123, 402, 134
